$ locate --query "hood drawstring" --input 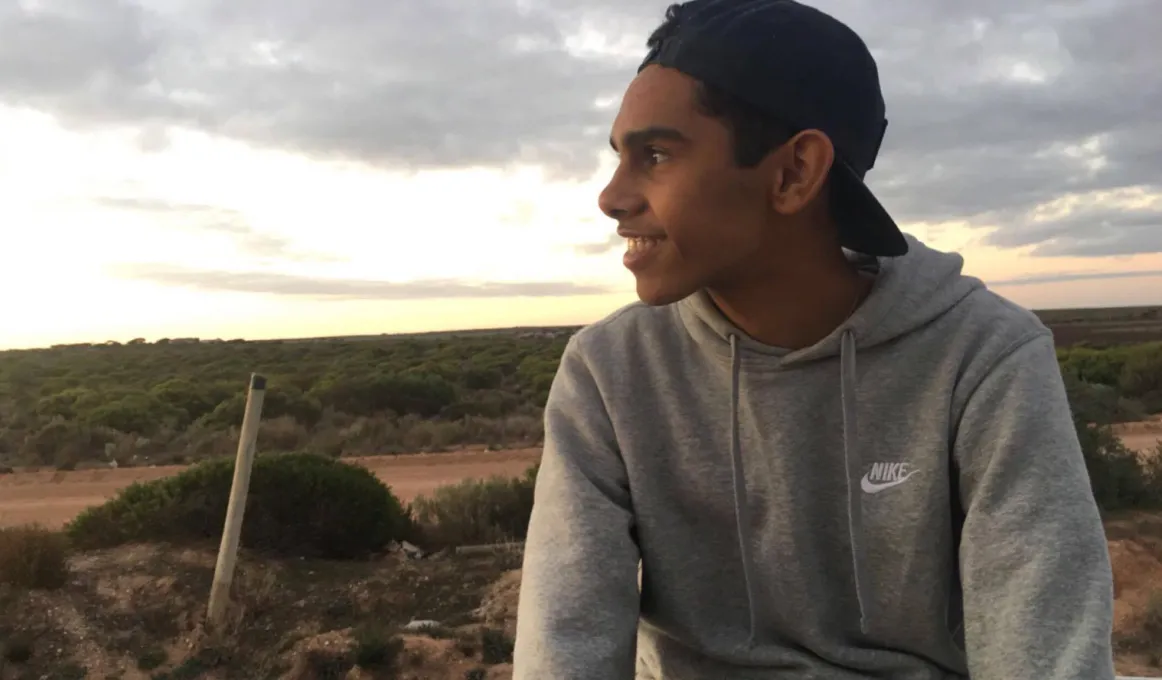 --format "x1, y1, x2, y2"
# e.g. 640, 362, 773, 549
840, 329, 870, 633
727, 334, 759, 644
727, 330, 868, 641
